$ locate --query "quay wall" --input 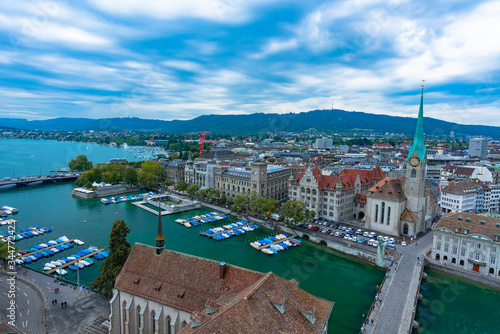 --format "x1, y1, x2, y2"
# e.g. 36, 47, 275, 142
424, 255, 500, 290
